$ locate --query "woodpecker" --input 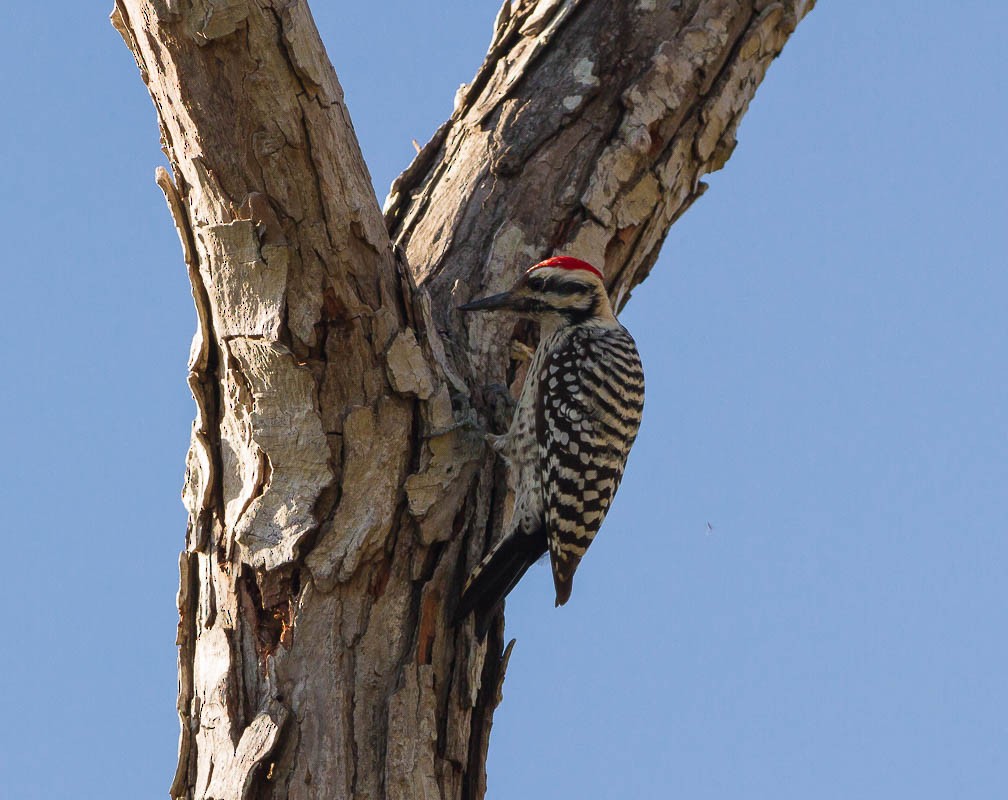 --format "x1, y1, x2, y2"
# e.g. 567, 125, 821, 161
455, 256, 644, 636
